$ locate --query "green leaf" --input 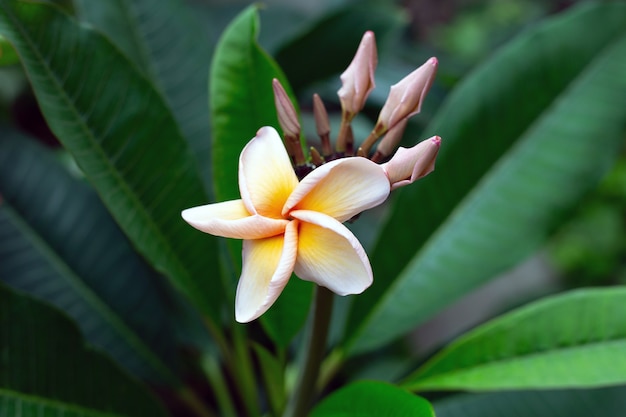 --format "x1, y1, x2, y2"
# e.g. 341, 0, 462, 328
0, 33, 18, 65
274, 2, 406, 93
0, 127, 179, 384
209, 4, 311, 344
74, 0, 214, 191
210, 4, 295, 202
0, 284, 169, 417
403, 288, 626, 391
434, 386, 626, 417
0, 1, 222, 320
346, 2, 626, 354
261, 275, 313, 349
310, 381, 434, 417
